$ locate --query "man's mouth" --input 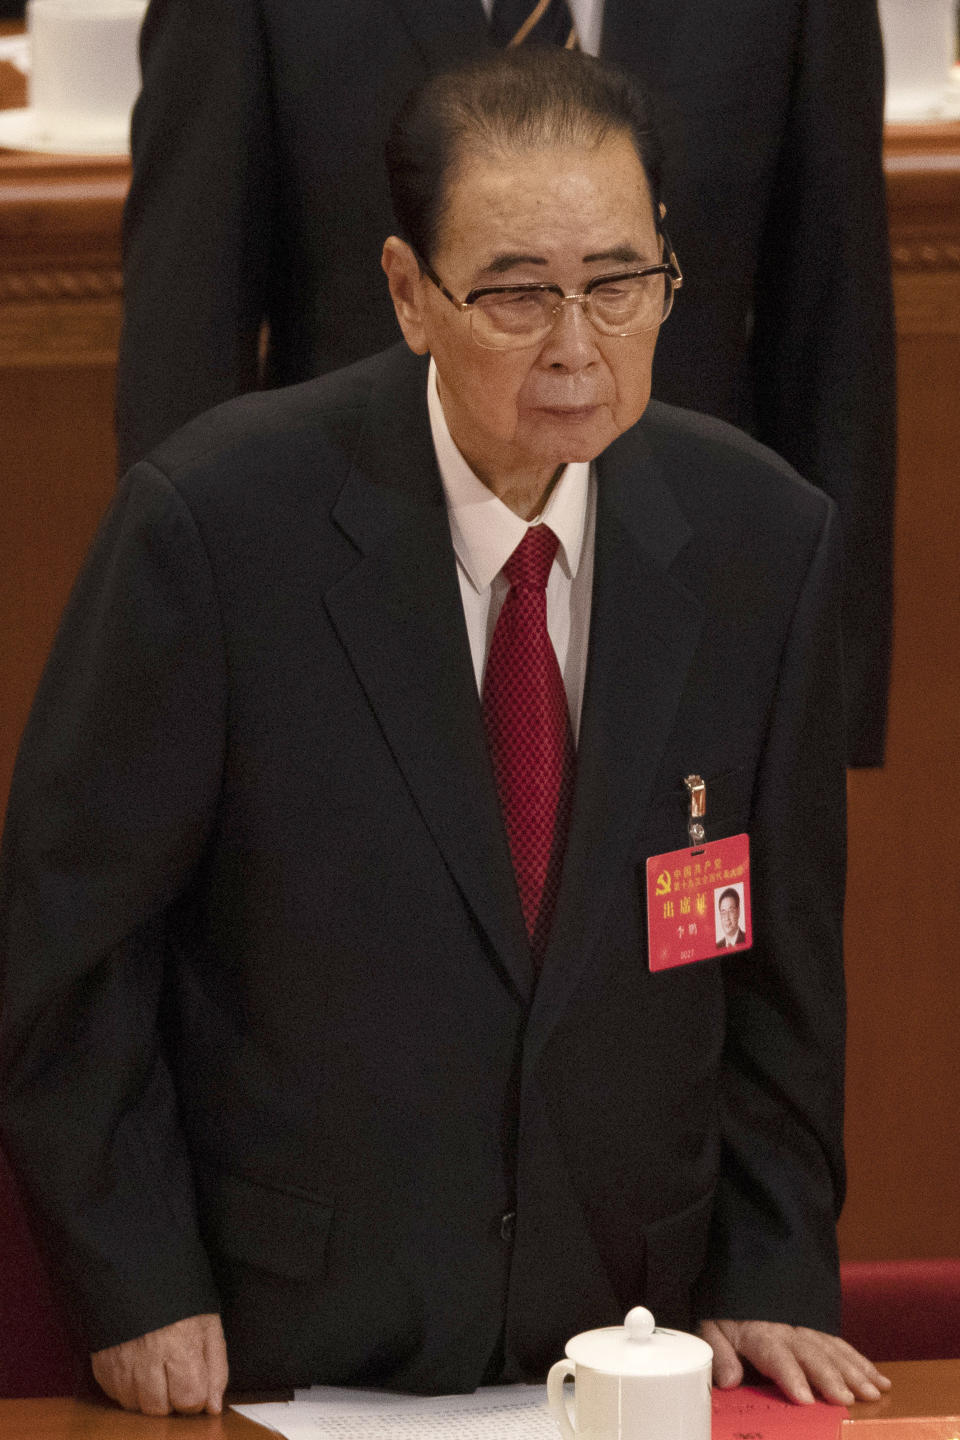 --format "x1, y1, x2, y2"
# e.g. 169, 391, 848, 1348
535, 402, 601, 417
